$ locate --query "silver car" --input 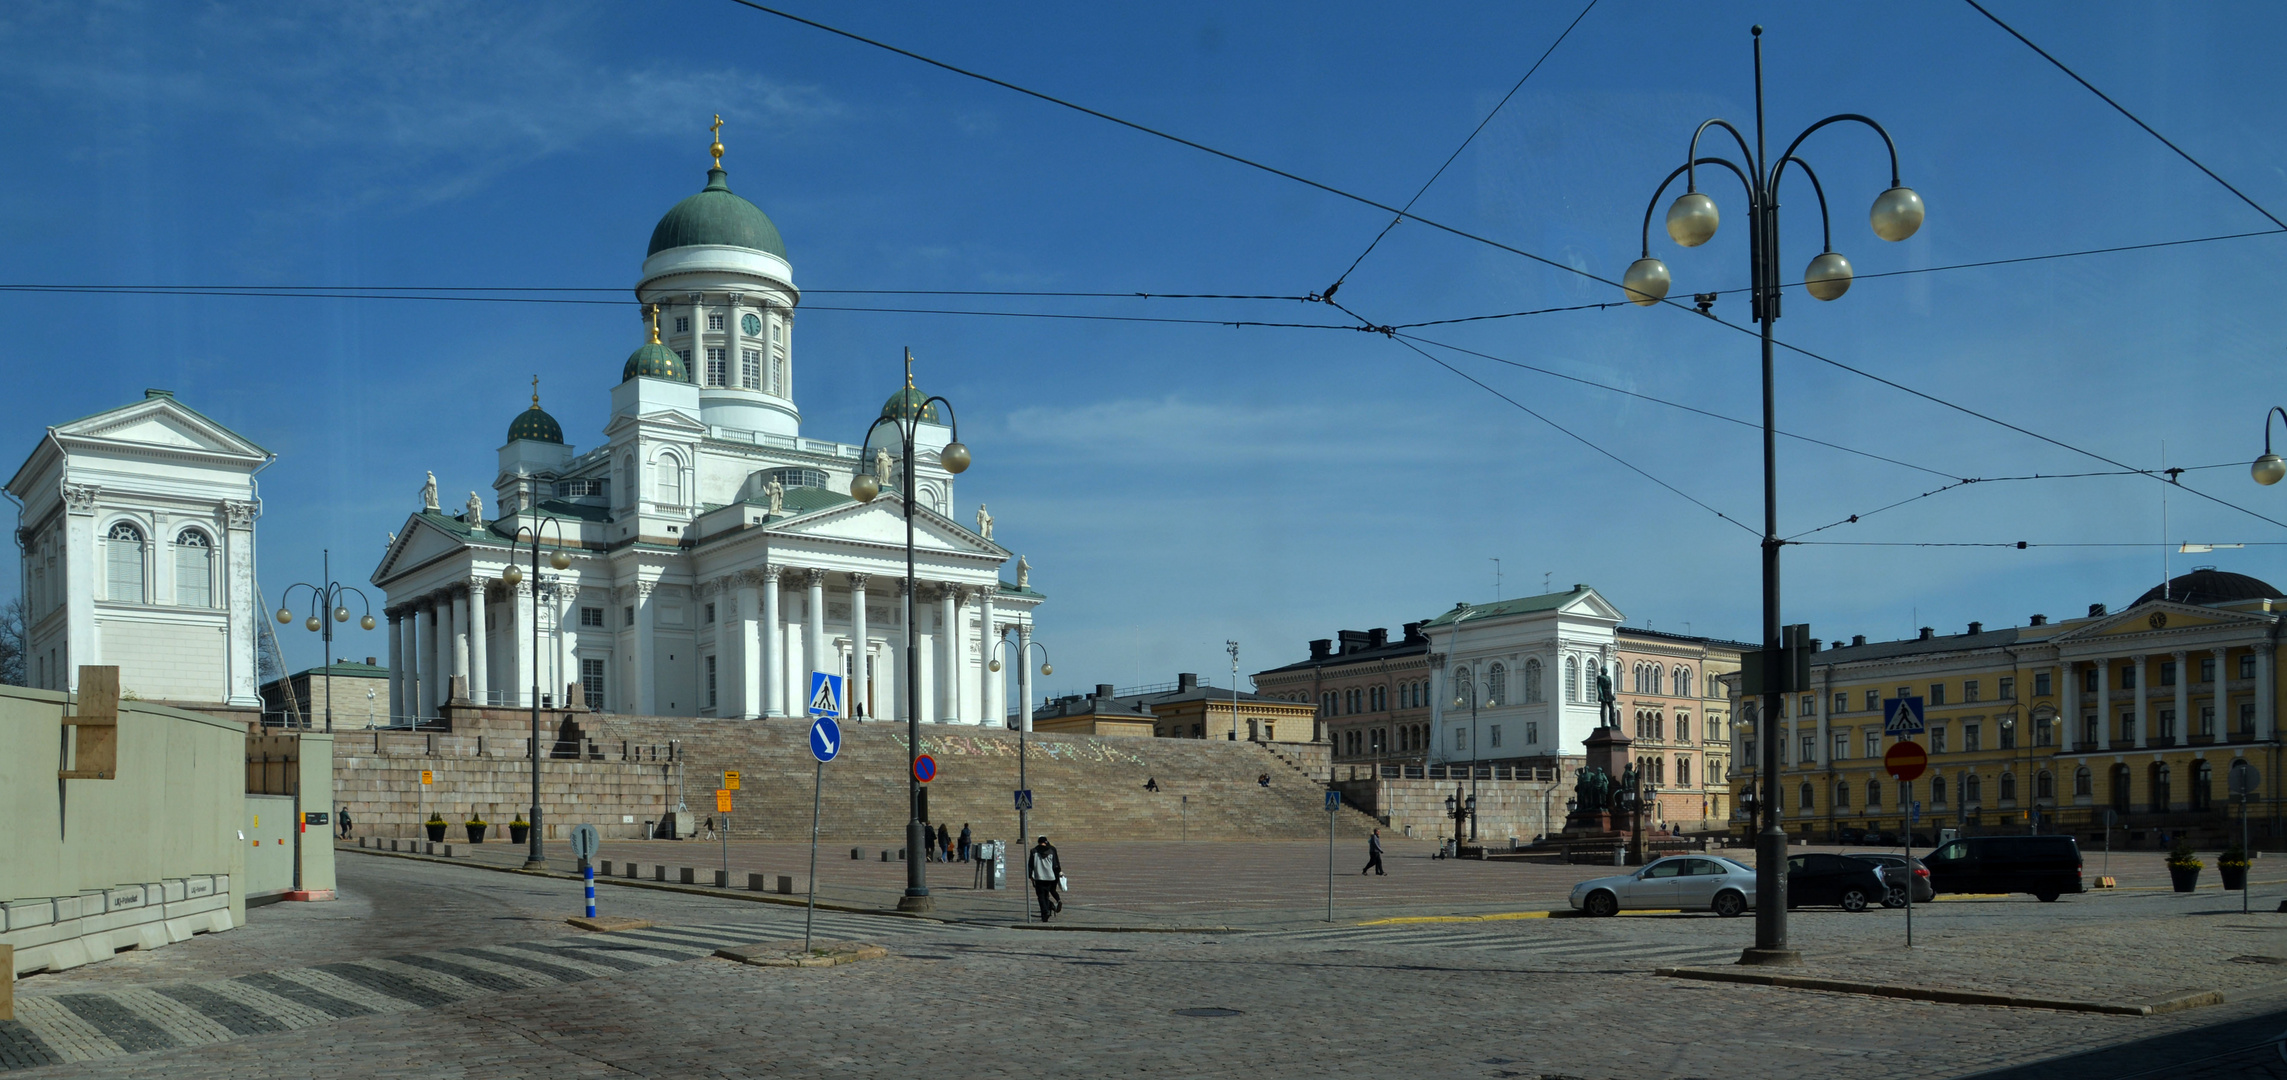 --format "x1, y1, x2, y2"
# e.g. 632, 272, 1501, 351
1568, 855, 1759, 917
